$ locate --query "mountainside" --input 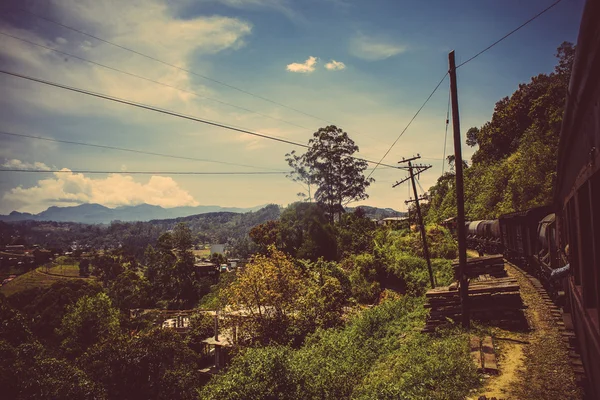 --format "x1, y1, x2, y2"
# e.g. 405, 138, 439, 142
0, 203, 268, 224
1, 203, 405, 224
347, 206, 406, 219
